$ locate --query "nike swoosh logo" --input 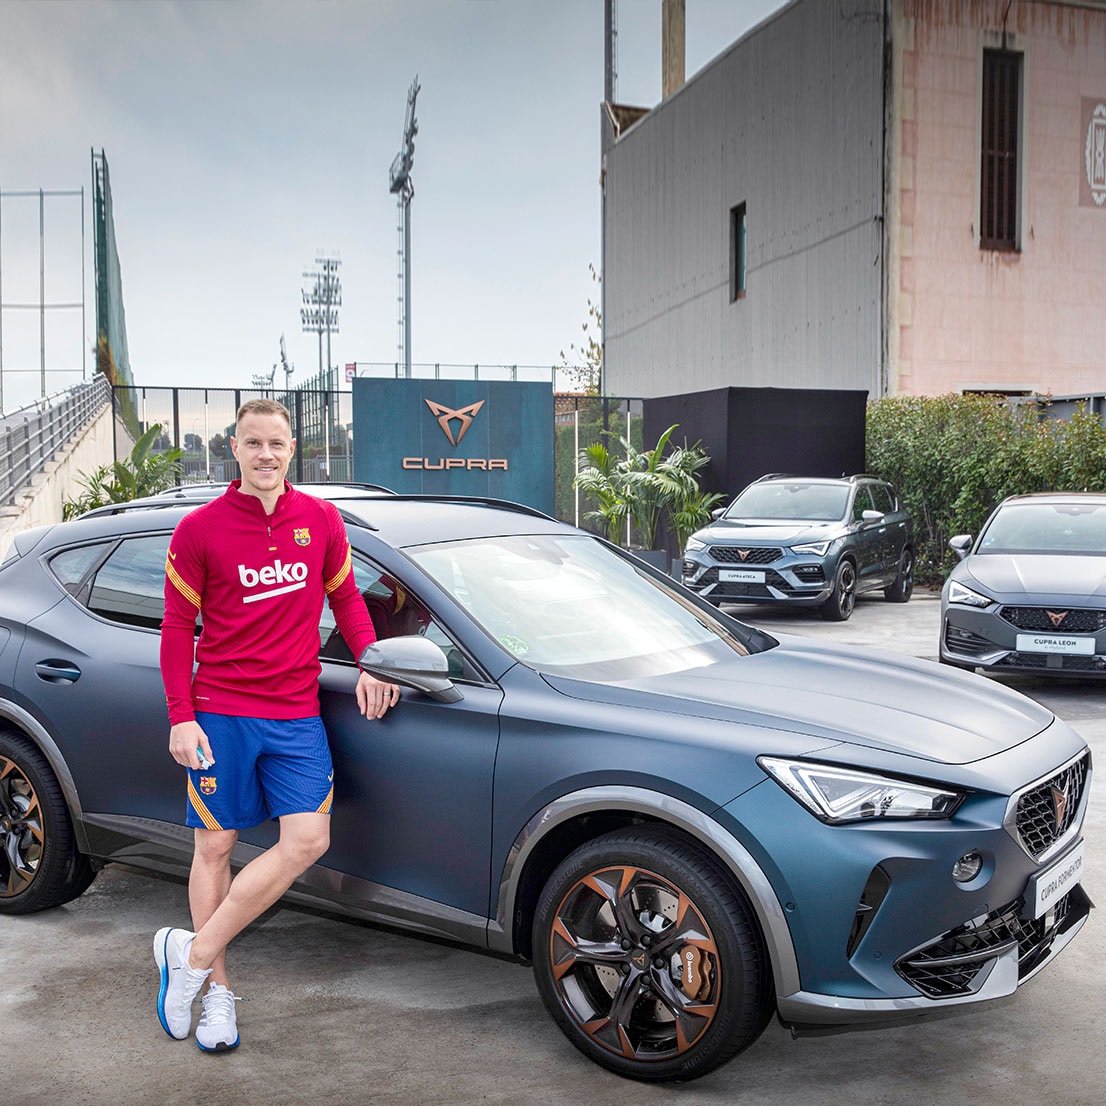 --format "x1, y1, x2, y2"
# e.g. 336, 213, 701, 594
328, 773, 334, 782
168, 550, 177, 560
